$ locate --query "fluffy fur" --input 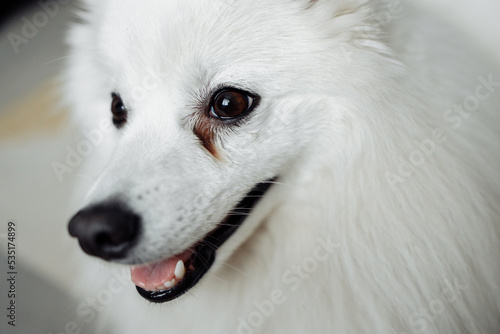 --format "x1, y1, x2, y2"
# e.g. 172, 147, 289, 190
65, 0, 500, 333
